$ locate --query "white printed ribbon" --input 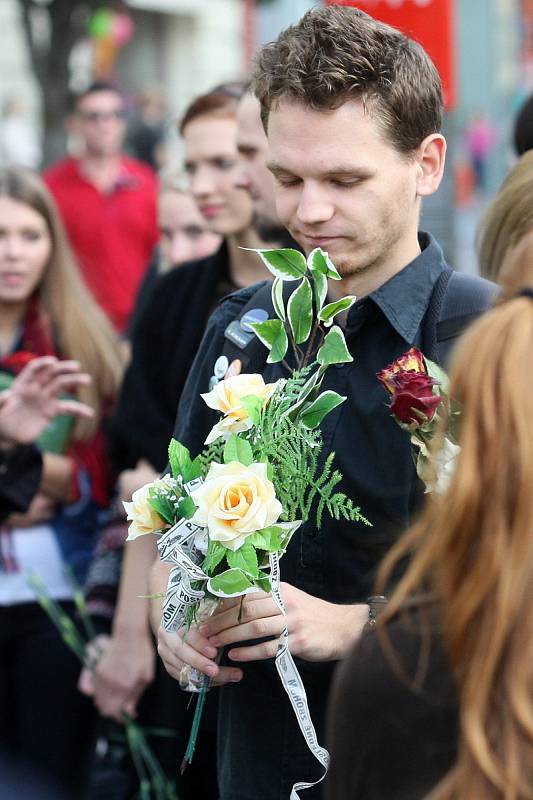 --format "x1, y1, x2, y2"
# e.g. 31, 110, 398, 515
157, 478, 330, 793
158, 479, 208, 633
269, 551, 330, 798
